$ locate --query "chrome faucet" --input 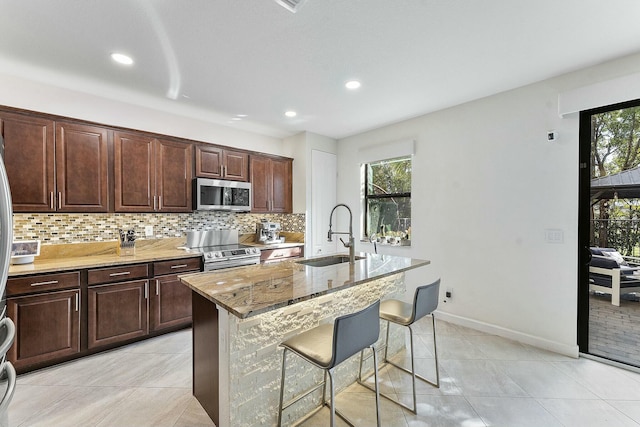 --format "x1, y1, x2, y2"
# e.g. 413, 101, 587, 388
327, 203, 355, 264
